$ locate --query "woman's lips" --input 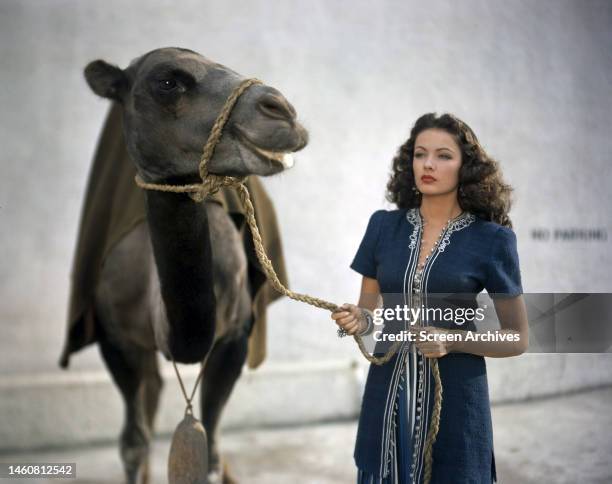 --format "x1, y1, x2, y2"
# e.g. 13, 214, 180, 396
421, 175, 436, 183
